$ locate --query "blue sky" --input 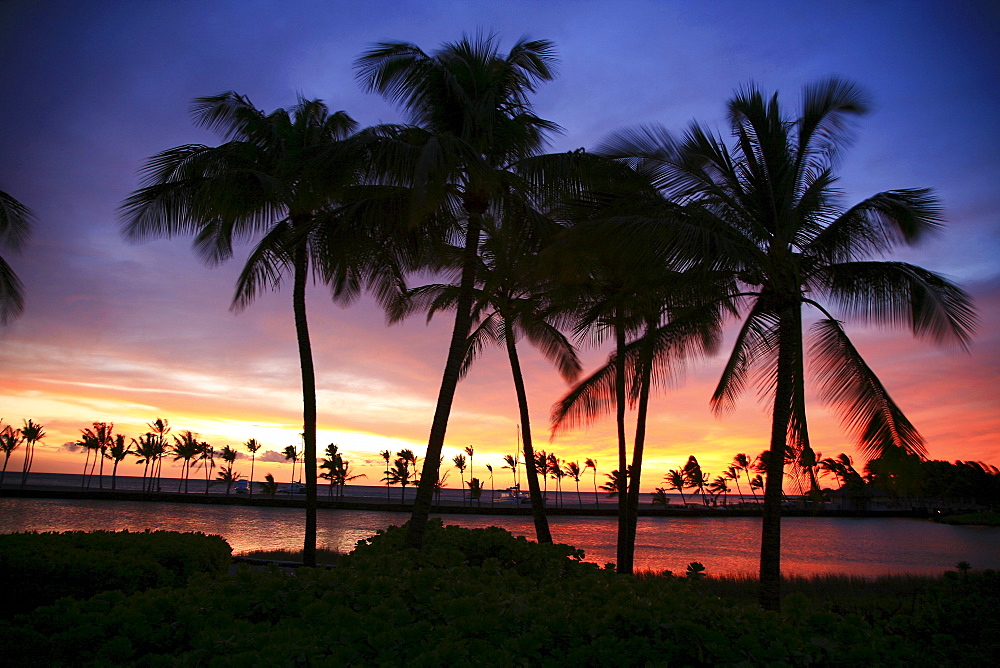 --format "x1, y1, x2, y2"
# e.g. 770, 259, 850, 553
1, 0, 997, 482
